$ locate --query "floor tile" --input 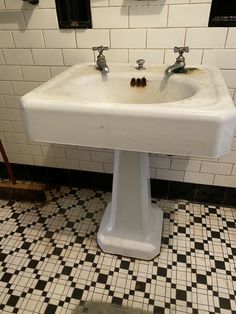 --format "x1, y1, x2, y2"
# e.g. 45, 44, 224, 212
0, 187, 235, 313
